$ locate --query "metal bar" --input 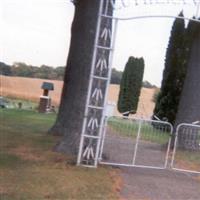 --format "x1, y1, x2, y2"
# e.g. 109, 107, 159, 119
164, 123, 173, 168
80, 164, 97, 168
92, 75, 109, 80
106, 115, 172, 127
132, 120, 142, 165
77, 0, 104, 166
99, 161, 166, 170
172, 168, 200, 174
164, 136, 172, 168
122, 116, 173, 126
87, 105, 104, 110
100, 14, 200, 23
195, 0, 200, 18
83, 134, 101, 139
96, 45, 114, 50
98, 117, 108, 161
134, 164, 166, 170
176, 123, 200, 129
